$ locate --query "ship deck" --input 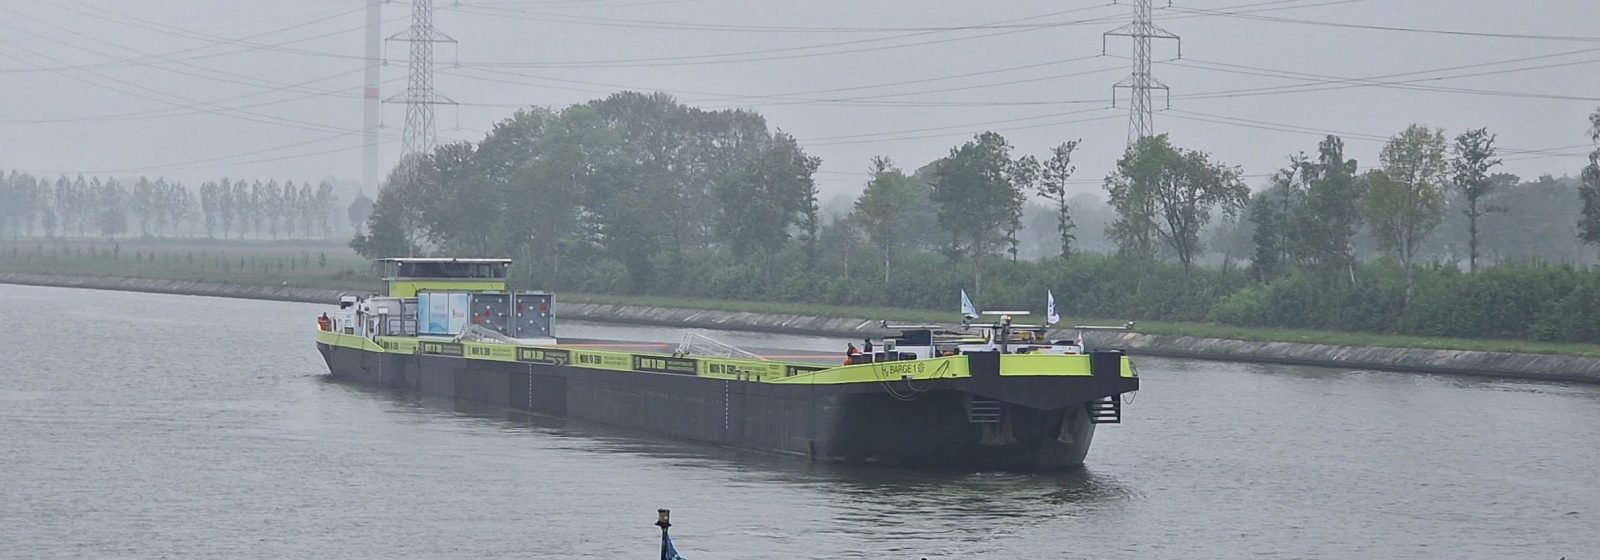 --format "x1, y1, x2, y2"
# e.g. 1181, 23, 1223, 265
554, 338, 842, 366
